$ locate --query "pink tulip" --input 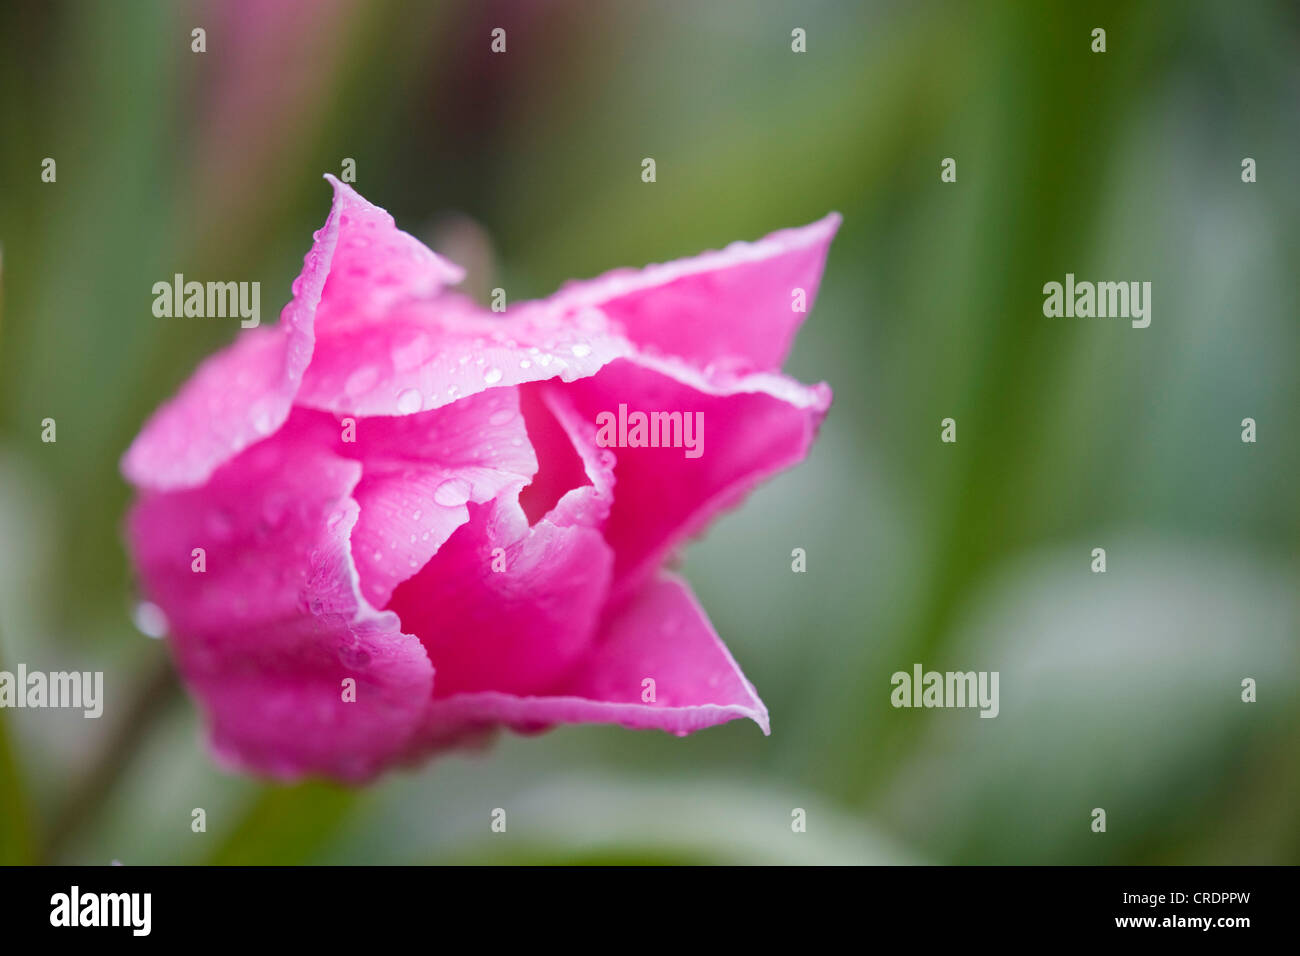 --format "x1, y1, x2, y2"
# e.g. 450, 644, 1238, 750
122, 177, 839, 781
